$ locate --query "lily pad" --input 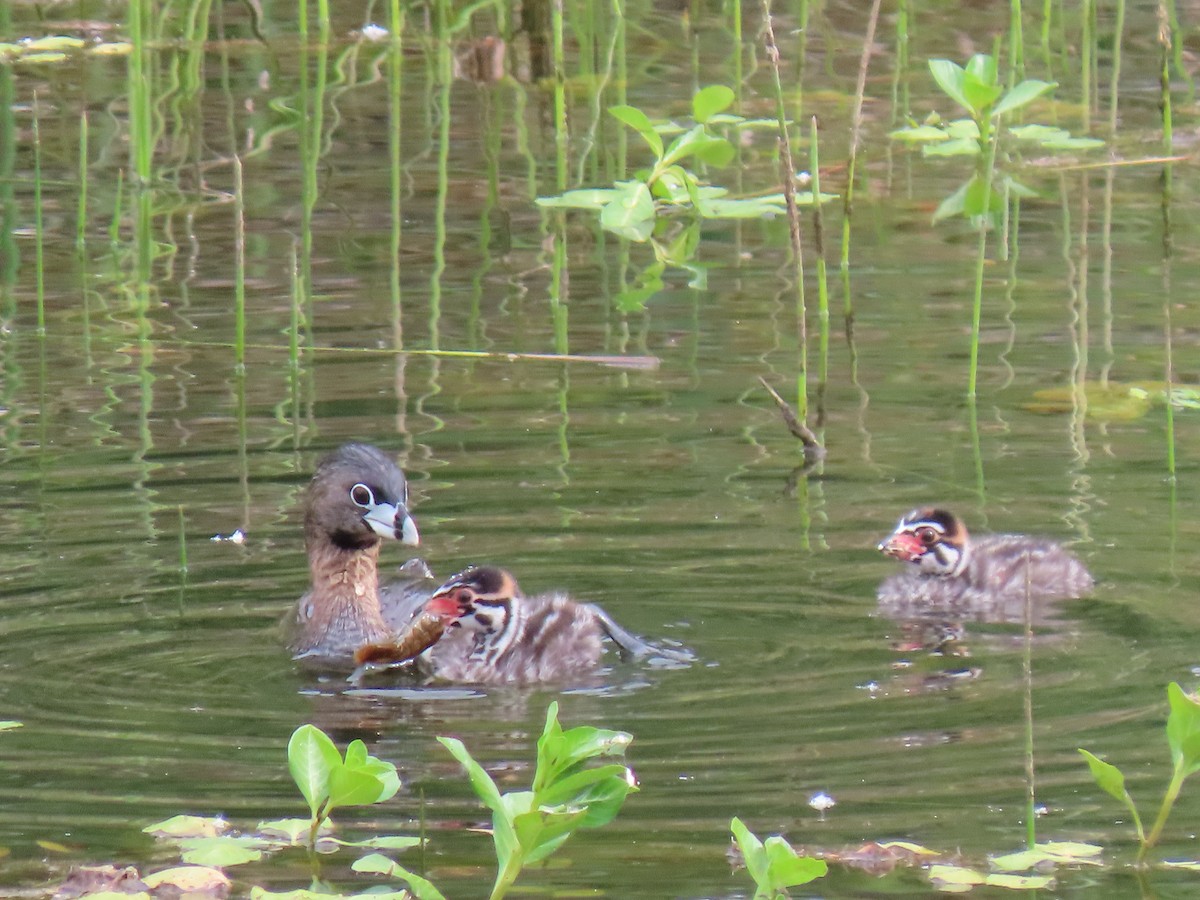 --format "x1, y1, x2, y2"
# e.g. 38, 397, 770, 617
144, 814, 230, 839
177, 835, 268, 867
1023, 383, 1153, 421
141, 865, 231, 894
